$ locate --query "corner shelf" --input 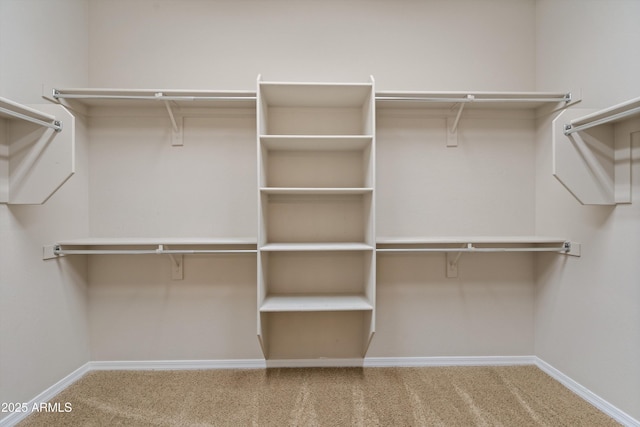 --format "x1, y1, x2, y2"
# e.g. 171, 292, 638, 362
553, 96, 640, 205
0, 97, 75, 204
